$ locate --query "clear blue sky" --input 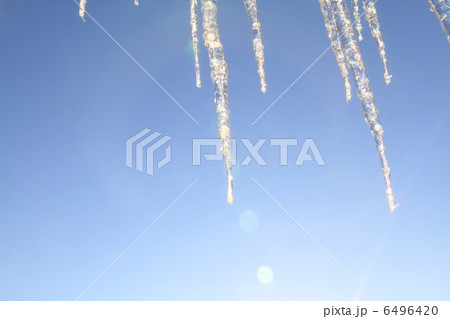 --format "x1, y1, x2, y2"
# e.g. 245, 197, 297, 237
0, 0, 449, 300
